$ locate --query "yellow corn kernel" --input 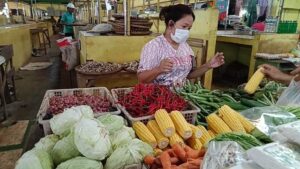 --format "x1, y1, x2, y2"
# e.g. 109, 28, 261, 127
219, 105, 246, 133
244, 68, 265, 94
207, 130, 215, 138
189, 124, 202, 139
187, 137, 203, 150
197, 125, 212, 145
147, 120, 169, 149
154, 109, 175, 137
206, 113, 232, 134
234, 111, 256, 133
169, 132, 184, 146
170, 111, 192, 139
133, 121, 157, 148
